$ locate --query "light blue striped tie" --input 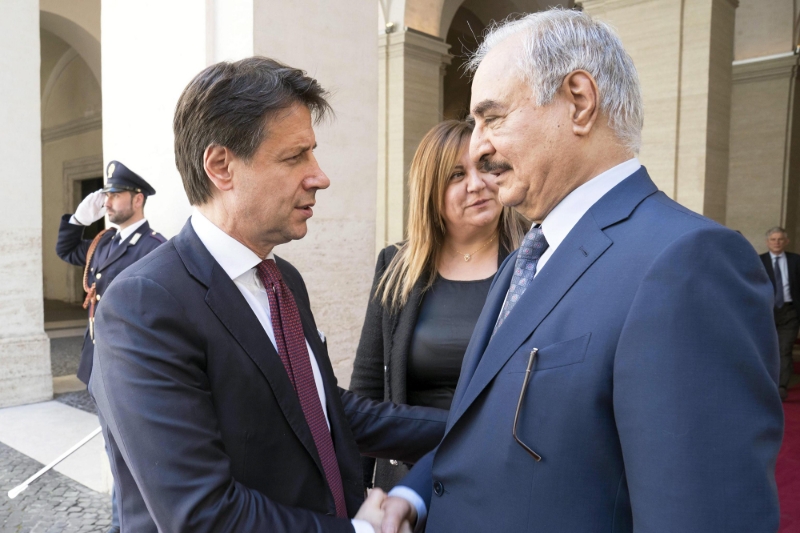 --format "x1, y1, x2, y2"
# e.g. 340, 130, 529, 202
494, 226, 548, 332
